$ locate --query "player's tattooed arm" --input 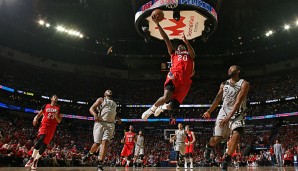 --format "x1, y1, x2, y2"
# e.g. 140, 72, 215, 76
182, 33, 195, 58
203, 83, 224, 118
153, 19, 174, 56
89, 98, 104, 122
